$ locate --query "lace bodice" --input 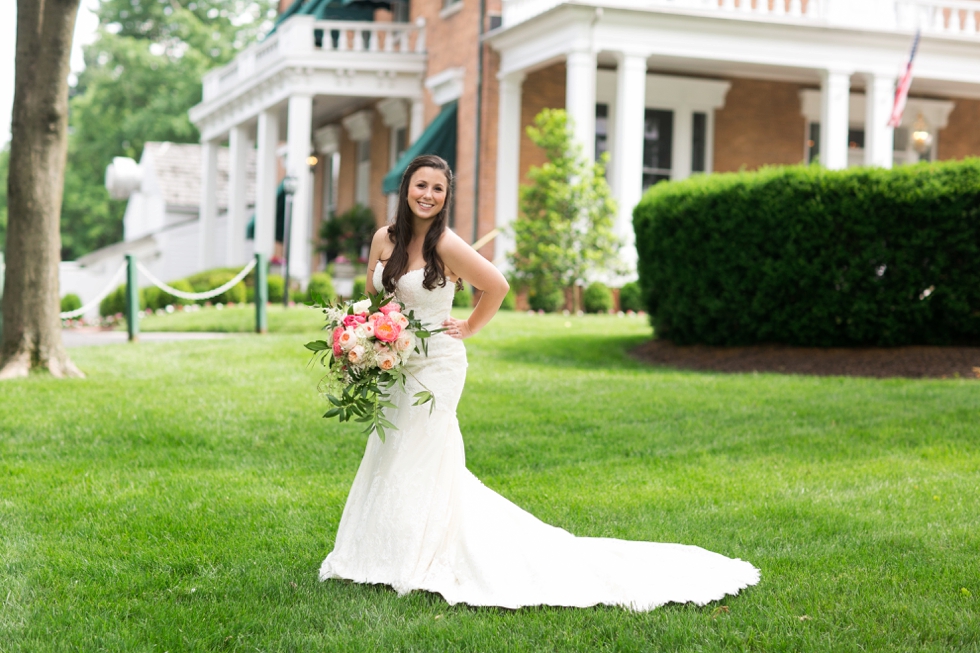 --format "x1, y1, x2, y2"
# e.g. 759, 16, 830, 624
373, 263, 454, 327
